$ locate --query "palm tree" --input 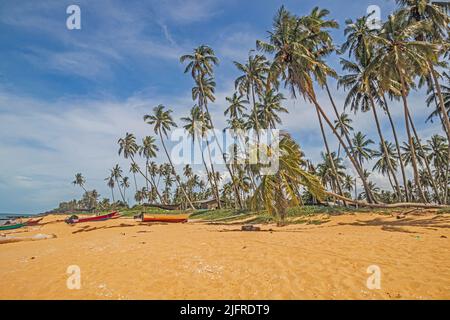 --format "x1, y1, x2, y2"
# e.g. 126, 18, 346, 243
105, 175, 115, 202
234, 52, 270, 134
334, 113, 353, 158
111, 164, 126, 204
317, 152, 346, 193
252, 133, 325, 224
256, 6, 376, 202
129, 162, 139, 193
144, 105, 195, 210
368, 11, 438, 202
139, 136, 164, 203
339, 57, 402, 198
397, 0, 450, 142
257, 89, 288, 130
120, 176, 130, 204
373, 141, 400, 195
225, 93, 248, 120
72, 173, 87, 193
181, 45, 242, 208
181, 105, 221, 205
352, 132, 374, 168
